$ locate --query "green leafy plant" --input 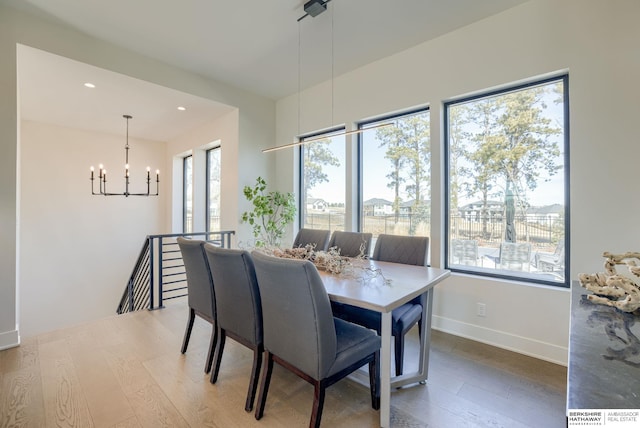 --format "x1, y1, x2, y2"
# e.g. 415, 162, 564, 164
241, 177, 296, 247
